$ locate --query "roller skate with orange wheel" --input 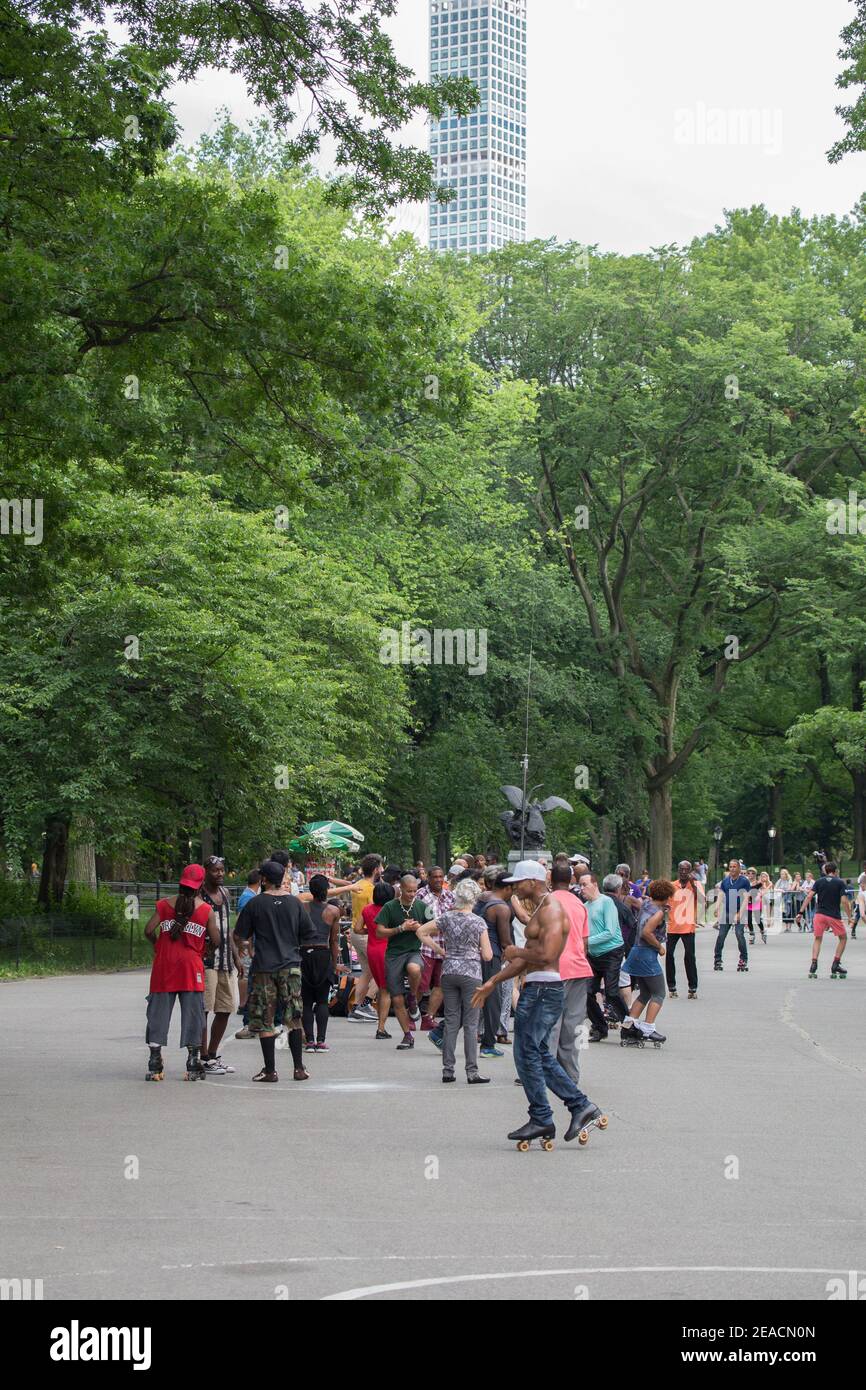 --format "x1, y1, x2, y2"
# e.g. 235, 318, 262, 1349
565, 1103, 609, 1146
508, 1120, 556, 1153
